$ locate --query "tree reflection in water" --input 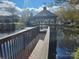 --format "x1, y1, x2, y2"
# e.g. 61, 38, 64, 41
56, 28, 78, 59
